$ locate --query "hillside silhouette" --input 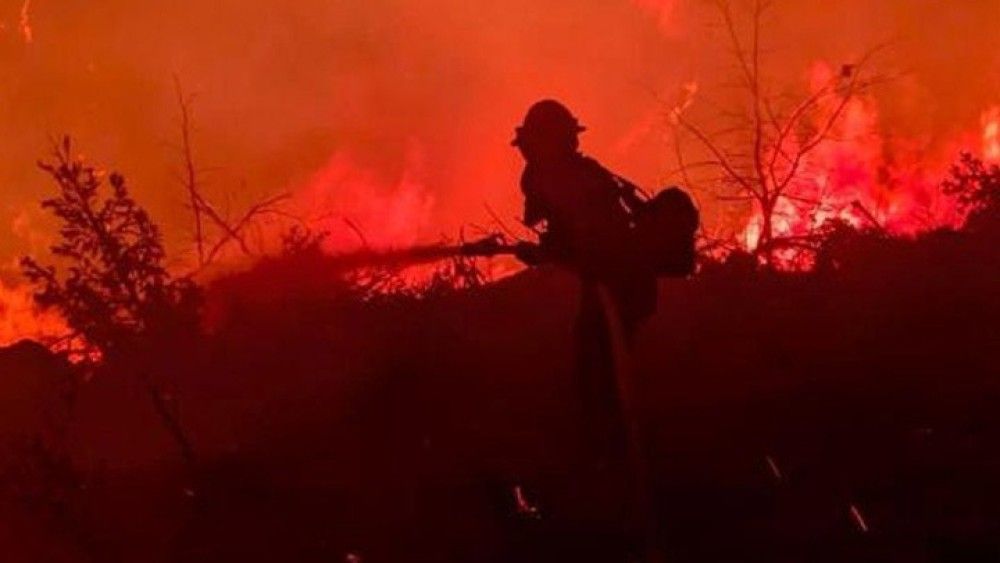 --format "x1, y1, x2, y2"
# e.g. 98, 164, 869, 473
2, 194, 999, 561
